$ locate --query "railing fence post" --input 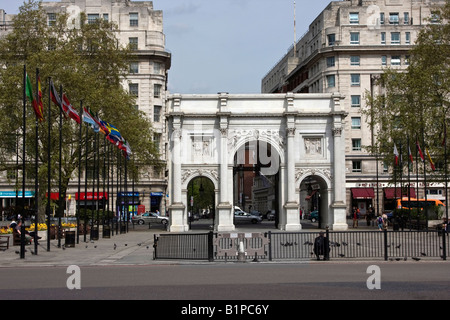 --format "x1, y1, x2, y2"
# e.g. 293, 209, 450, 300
267, 231, 272, 261
383, 227, 388, 261
442, 224, 447, 261
208, 231, 214, 262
